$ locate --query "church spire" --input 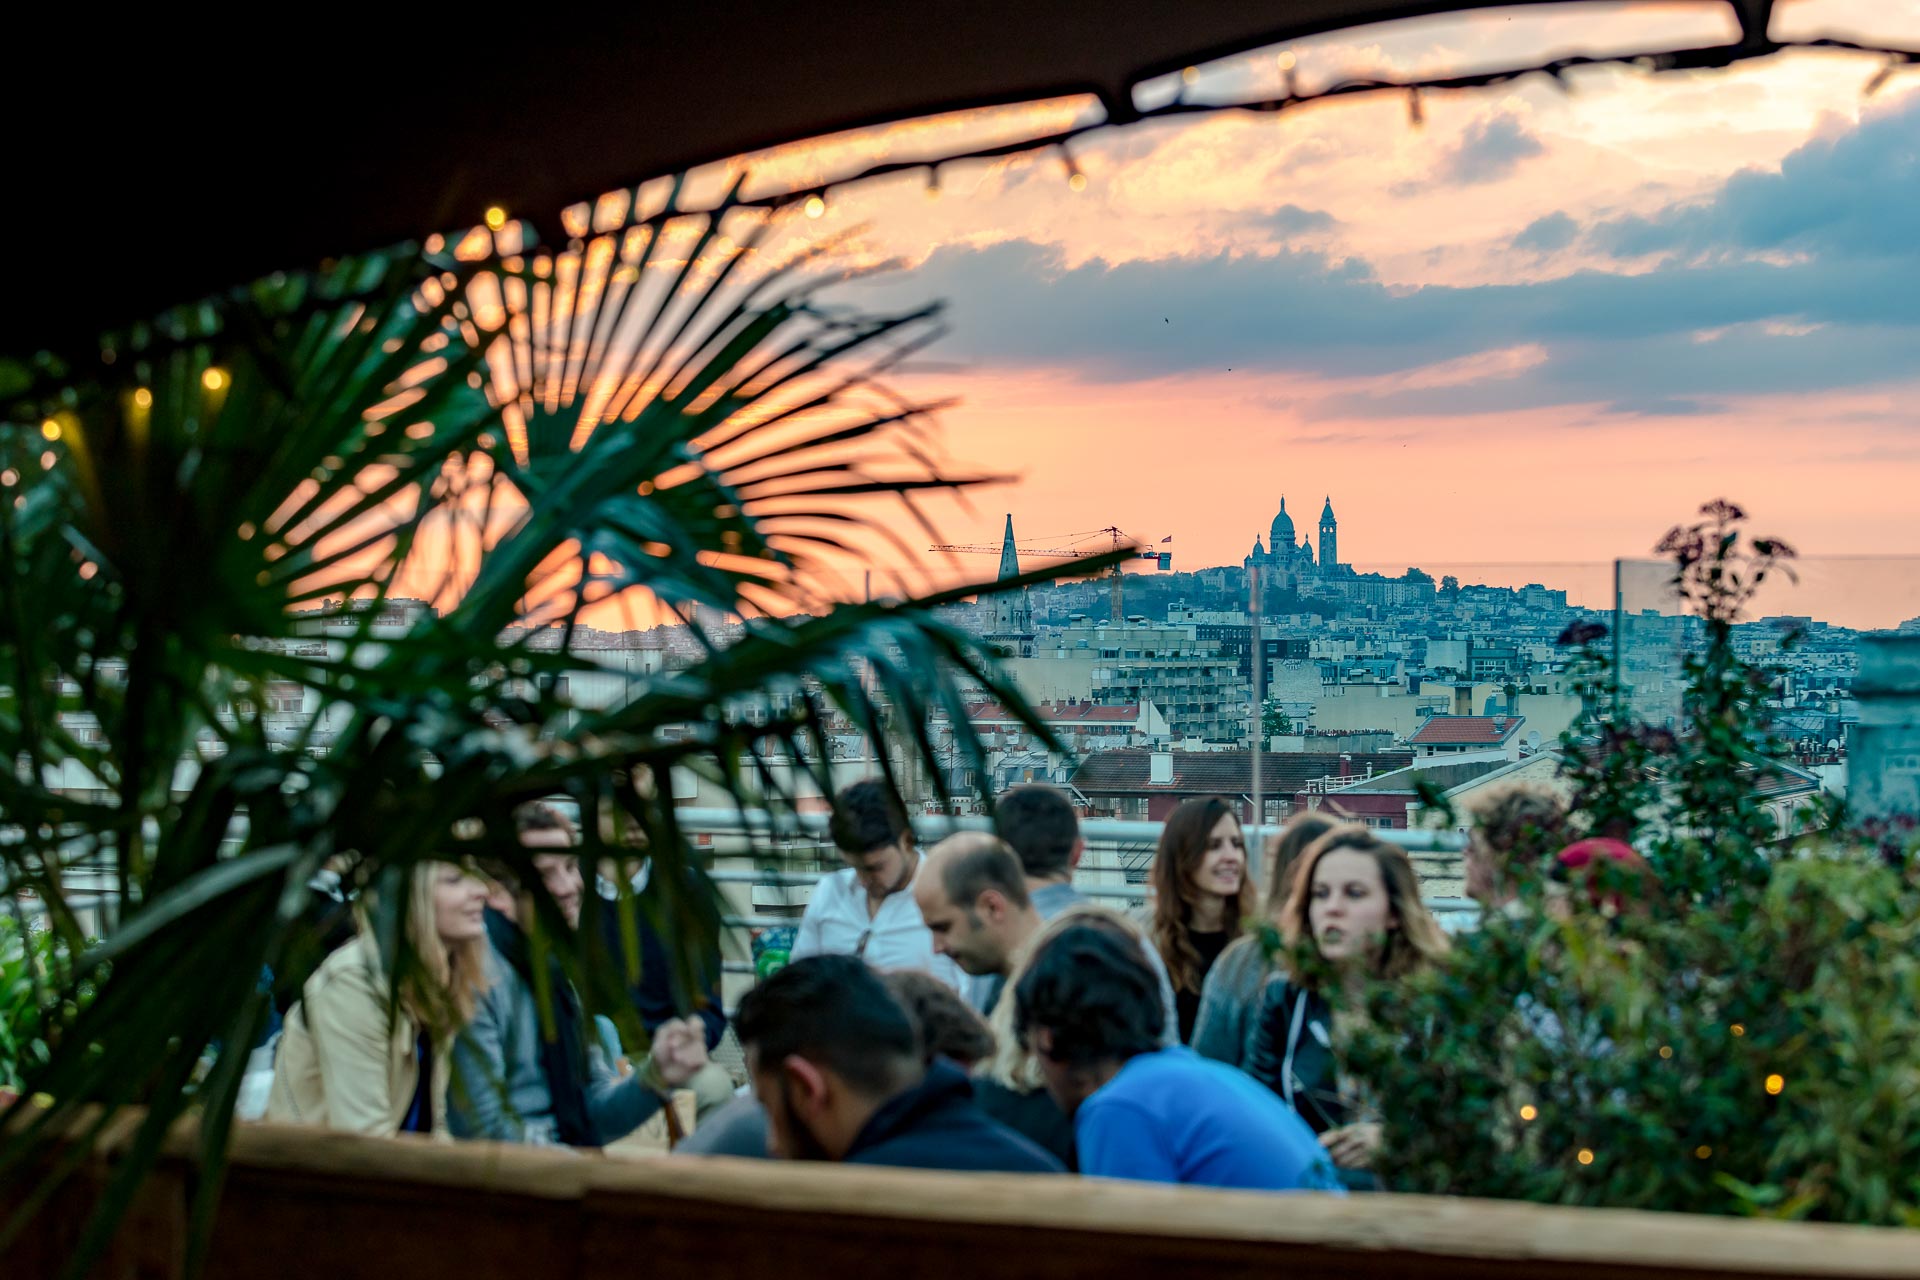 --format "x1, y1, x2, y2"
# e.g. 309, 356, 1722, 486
997, 513, 1020, 580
